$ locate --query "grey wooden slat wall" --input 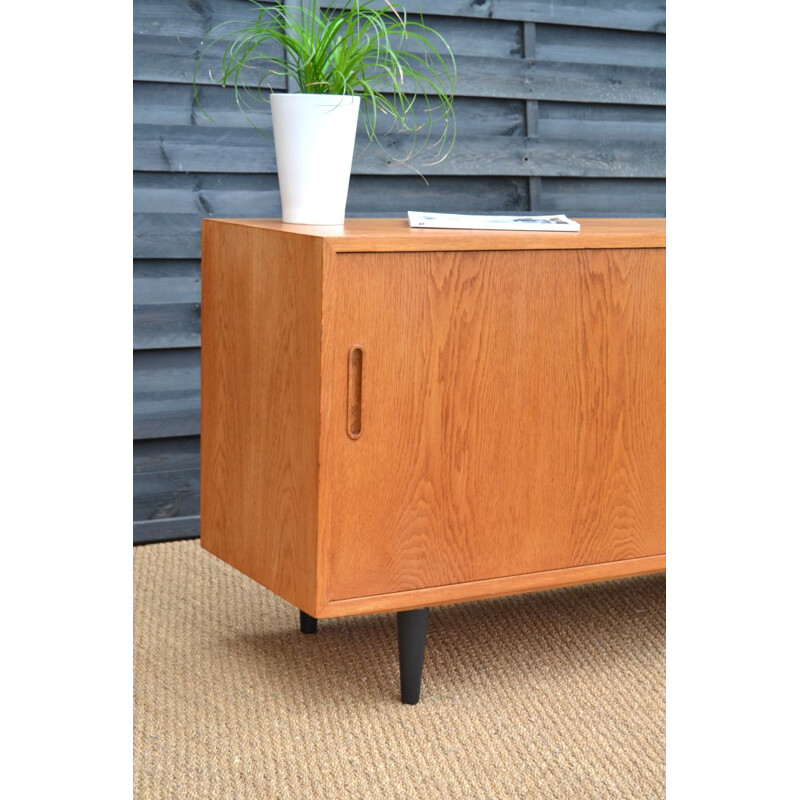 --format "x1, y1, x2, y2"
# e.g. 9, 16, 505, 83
133, 0, 666, 544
